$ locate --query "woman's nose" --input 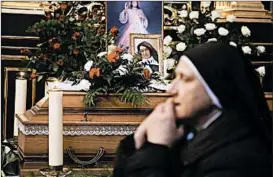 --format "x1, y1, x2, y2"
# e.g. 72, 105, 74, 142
167, 81, 177, 95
